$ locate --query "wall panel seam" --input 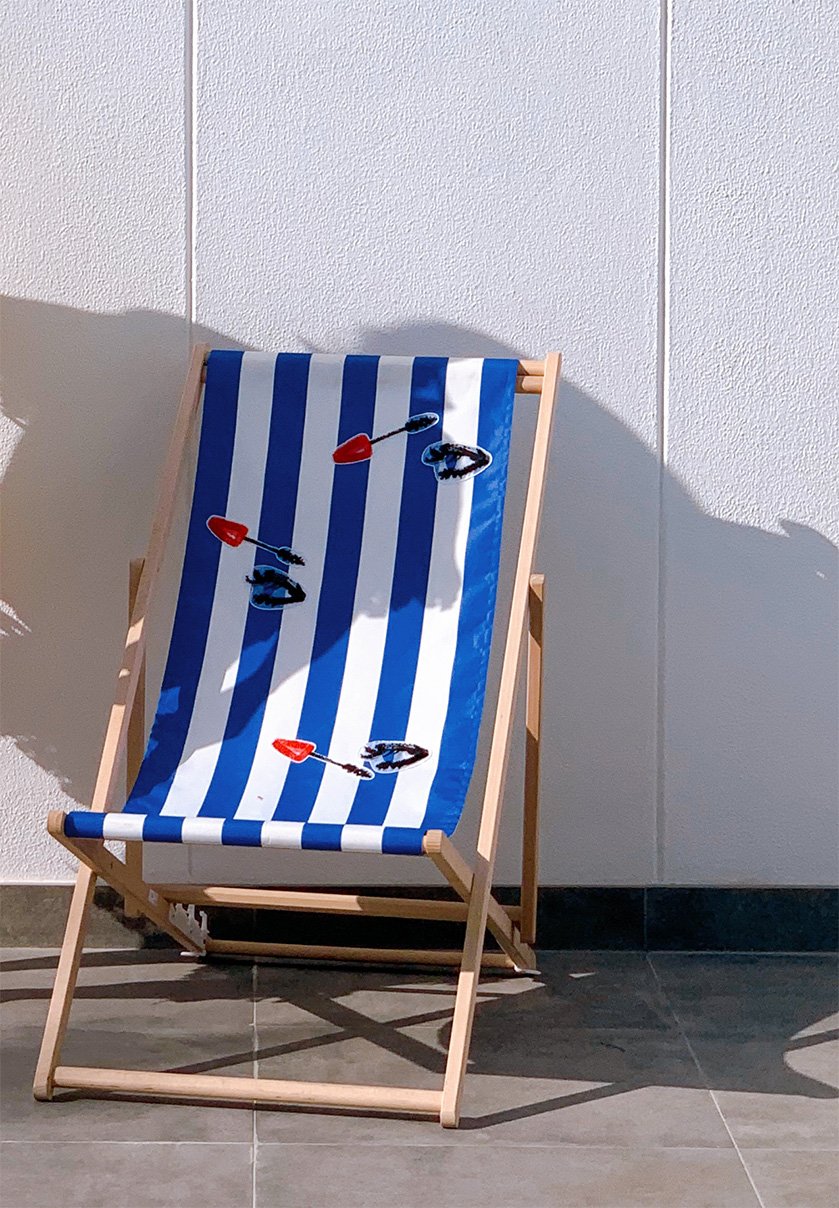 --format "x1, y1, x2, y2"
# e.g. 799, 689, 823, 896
654, 0, 672, 884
